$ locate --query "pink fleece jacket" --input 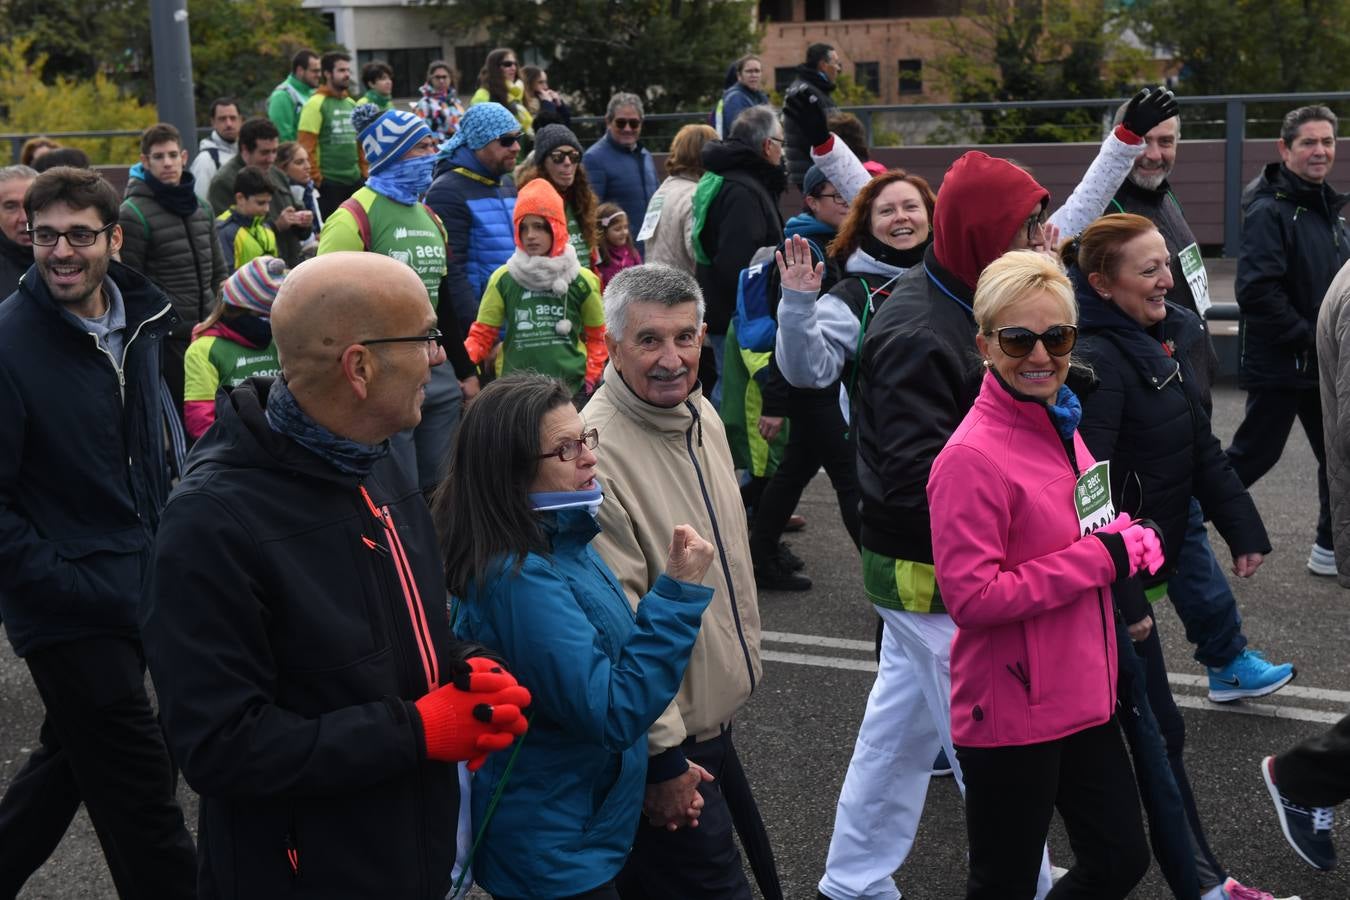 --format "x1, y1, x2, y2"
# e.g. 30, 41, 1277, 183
928, 372, 1122, 748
